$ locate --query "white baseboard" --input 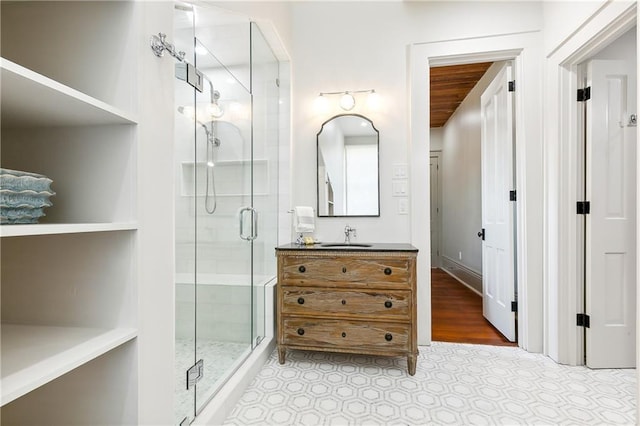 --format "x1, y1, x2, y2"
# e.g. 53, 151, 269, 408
440, 256, 482, 296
